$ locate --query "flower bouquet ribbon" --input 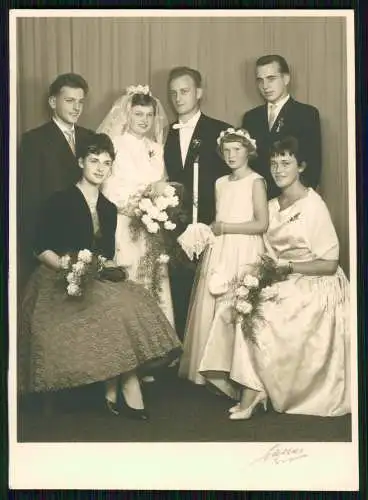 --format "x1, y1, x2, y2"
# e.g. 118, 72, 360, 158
177, 223, 216, 261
